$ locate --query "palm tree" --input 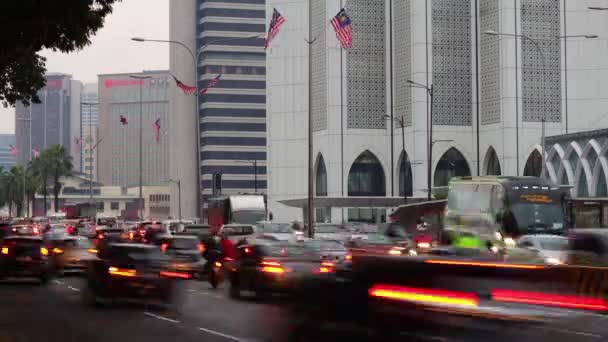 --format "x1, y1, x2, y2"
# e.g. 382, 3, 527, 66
30, 154, 50, 215
5, 166, 25, 216
45, 145, 73, 212
25, 165, 40, 217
